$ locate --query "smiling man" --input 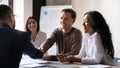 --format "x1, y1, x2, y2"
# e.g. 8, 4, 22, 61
41, 8, 82, 61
